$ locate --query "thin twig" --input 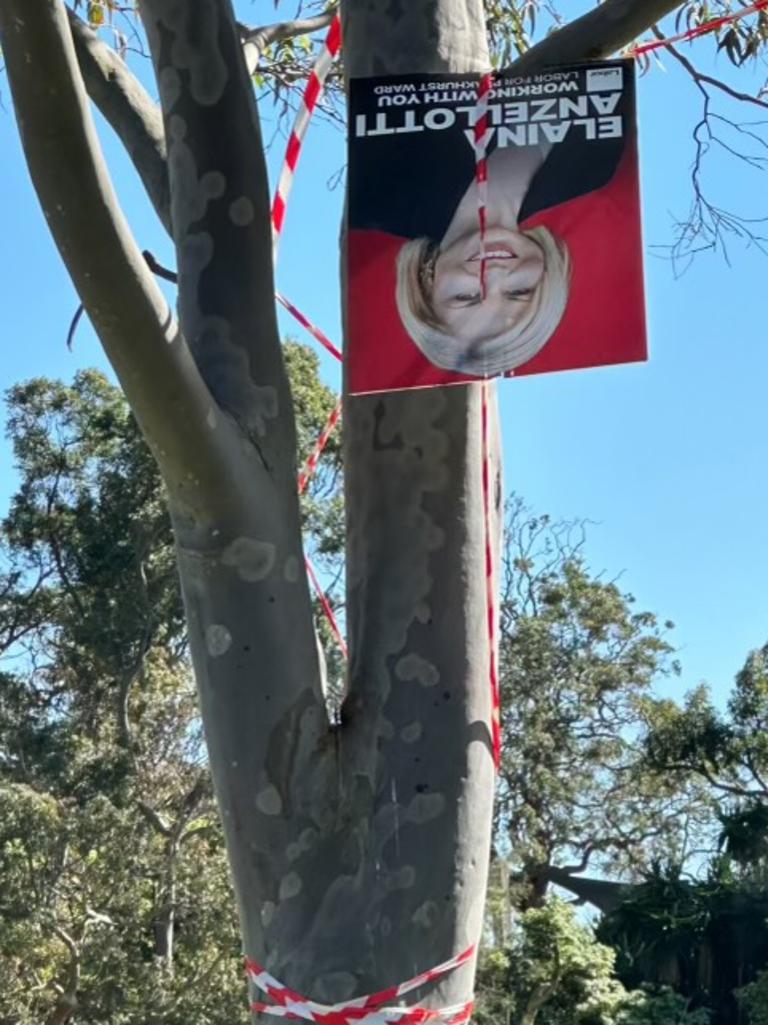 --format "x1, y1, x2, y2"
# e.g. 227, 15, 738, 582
65, 303, 85, 351
657, 27, 768, 111
142, 249, 178, 284
66, 250, 177, 351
